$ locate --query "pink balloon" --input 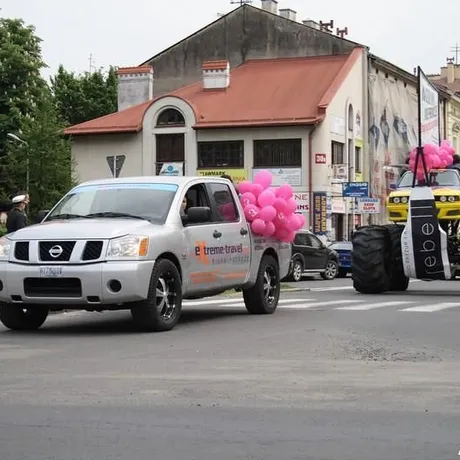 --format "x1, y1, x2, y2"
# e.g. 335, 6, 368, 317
274, 227, 290, 241
262, 221, 276, 237
281, 231, 295, 243
276, 184, 293, 199
238, 180, 252, 195
258, 189, 276, 207
273, 197, 288, 212
240, 192, 256, 207
244, 204, 259, 222
250, 183, 264, 197
251, 218, 266, 234
258, 205, 277, 222
287, 213, 301, 231
286, 197, 297, 213
254, 170, 273, 189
